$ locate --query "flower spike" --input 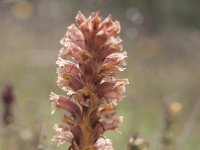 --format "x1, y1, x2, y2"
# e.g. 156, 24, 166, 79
50, 11, 128, 150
